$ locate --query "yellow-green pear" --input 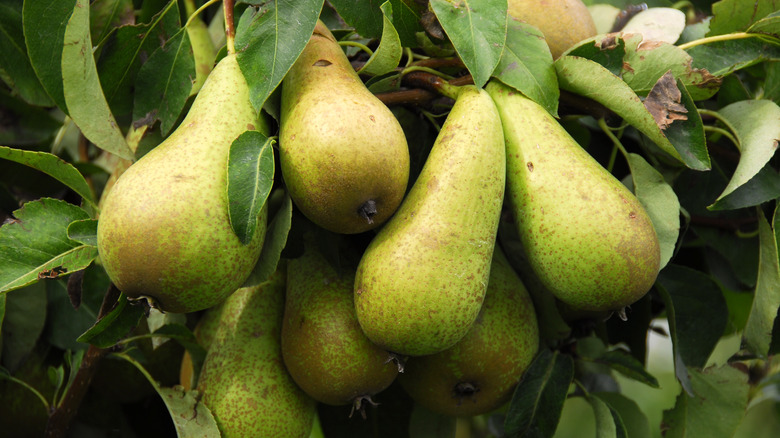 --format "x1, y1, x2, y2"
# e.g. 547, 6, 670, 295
279, 21, 409, 234
398, 246, 539, 417
486, 81, 660, 312
97, 53, 266, 314
354, 85, 505, 356
508, 0, 597, 58
281, 243, 398, 411
197, 263, 317, 438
